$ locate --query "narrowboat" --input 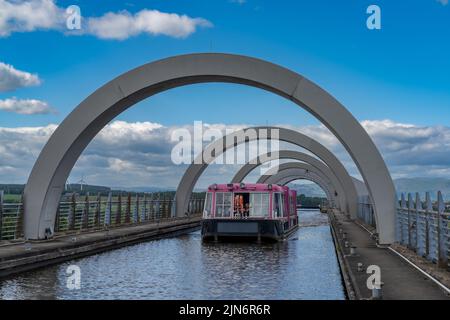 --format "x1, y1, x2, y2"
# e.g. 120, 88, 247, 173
201, 183, 299, 242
